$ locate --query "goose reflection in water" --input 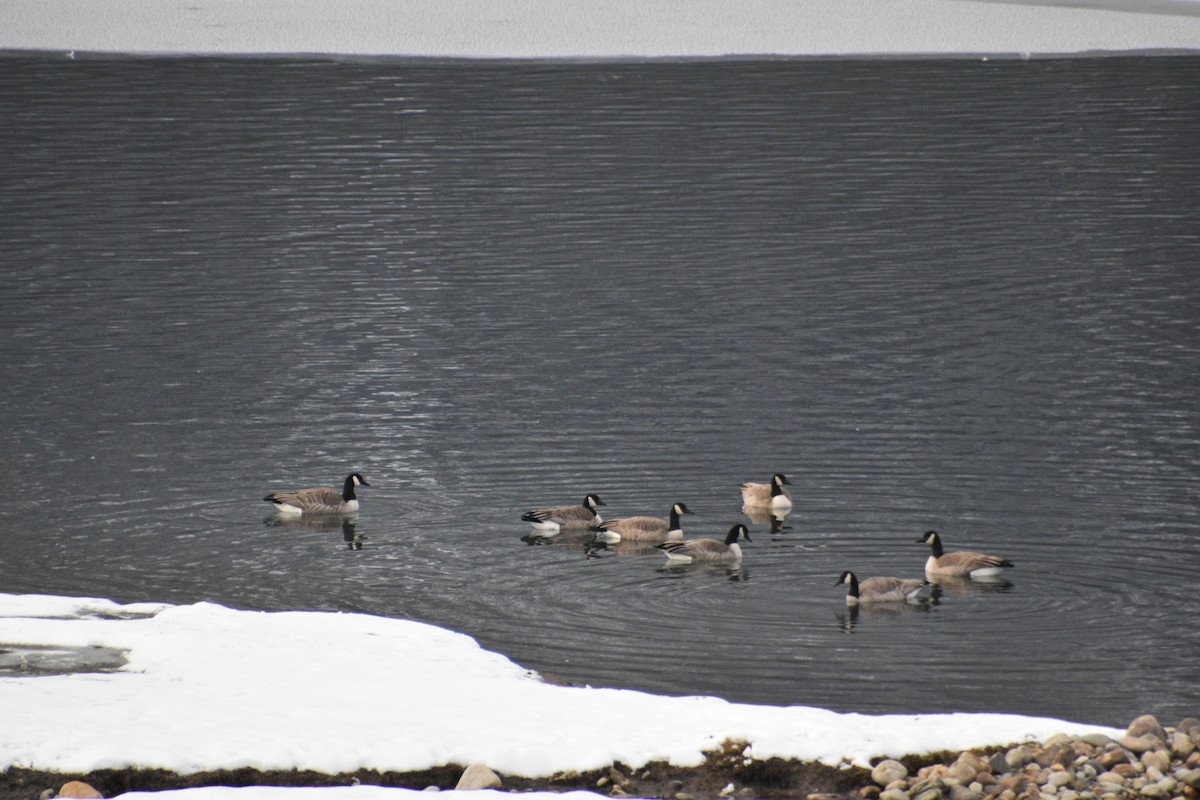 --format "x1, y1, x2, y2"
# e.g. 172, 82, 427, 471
264, 515, 365, 551
925, 573, 1014, 594
657, 562, 749, 583
836, 592, 939, 631
341, 519, 364, 551
585, 539, 667, 558
740, 505, 790, 534
520, 529, 596, 549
